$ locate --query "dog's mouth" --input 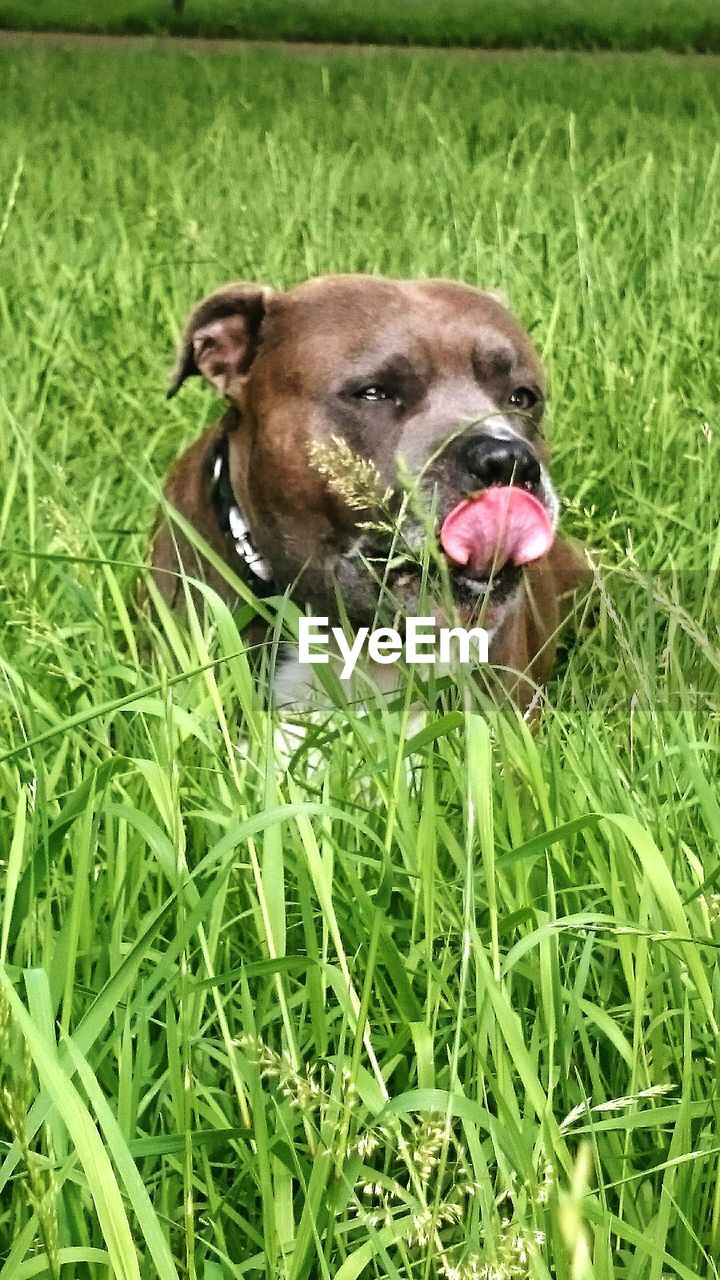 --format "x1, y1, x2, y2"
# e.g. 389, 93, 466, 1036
439, 486, 554, 621
392, 485, 552, 603
449, 559, 522, 616
337, 483, 555, 627
439, 486, 554, 573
